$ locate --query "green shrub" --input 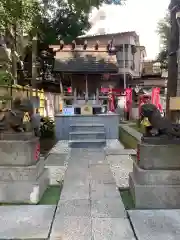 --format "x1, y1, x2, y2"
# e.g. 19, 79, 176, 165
0, 71, 12, 85
40, 116, 55, 138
